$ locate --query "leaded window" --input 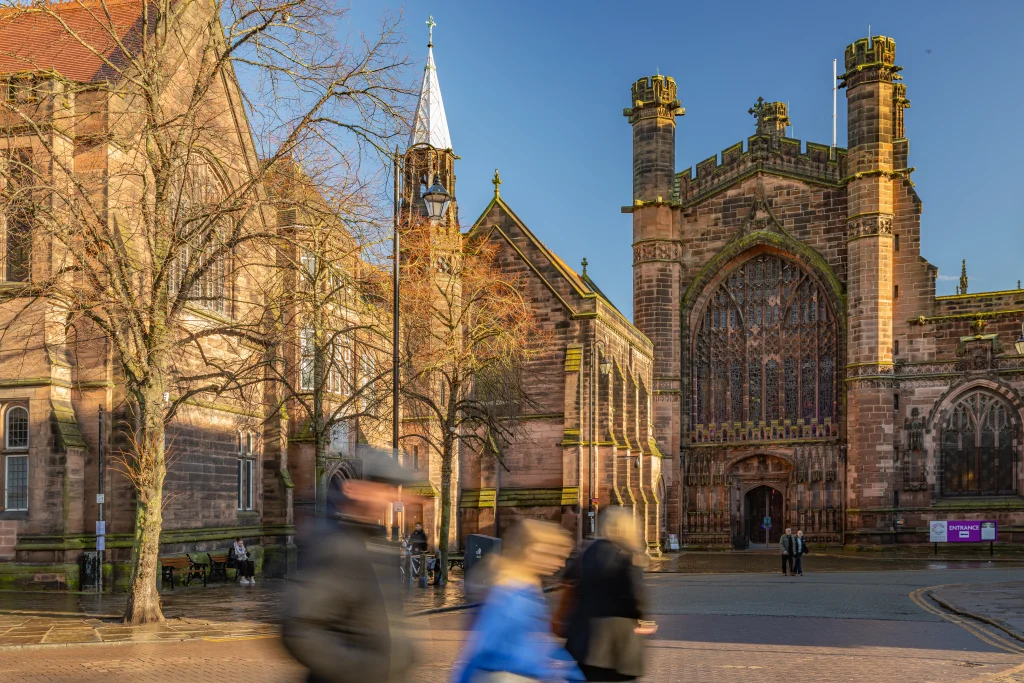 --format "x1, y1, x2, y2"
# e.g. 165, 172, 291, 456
693, 254, 838, 440
941, 391, 1018, 496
